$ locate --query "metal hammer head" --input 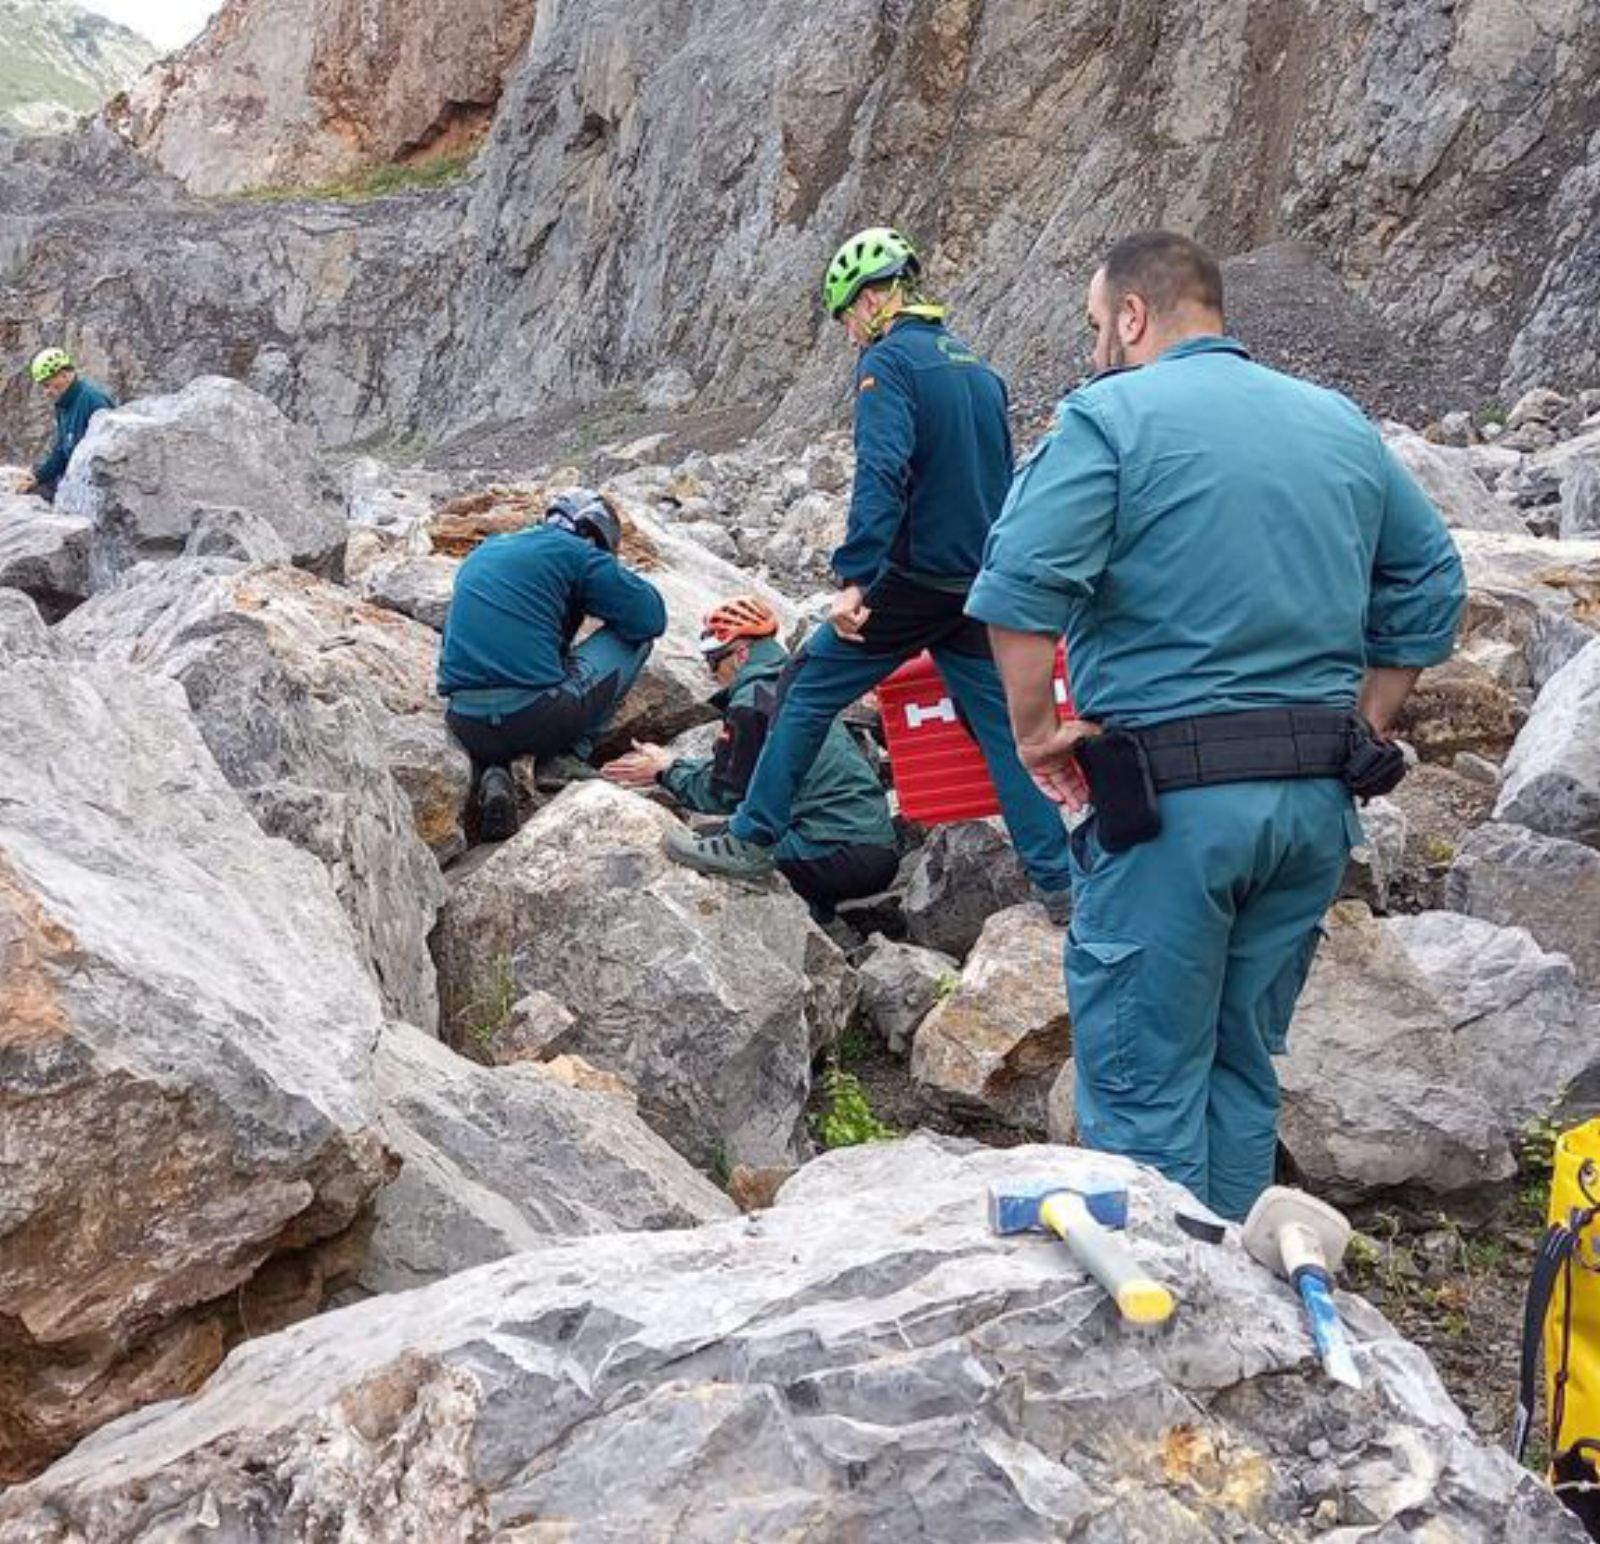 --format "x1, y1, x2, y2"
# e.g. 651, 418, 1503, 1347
989, 1176, 1129, 1235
